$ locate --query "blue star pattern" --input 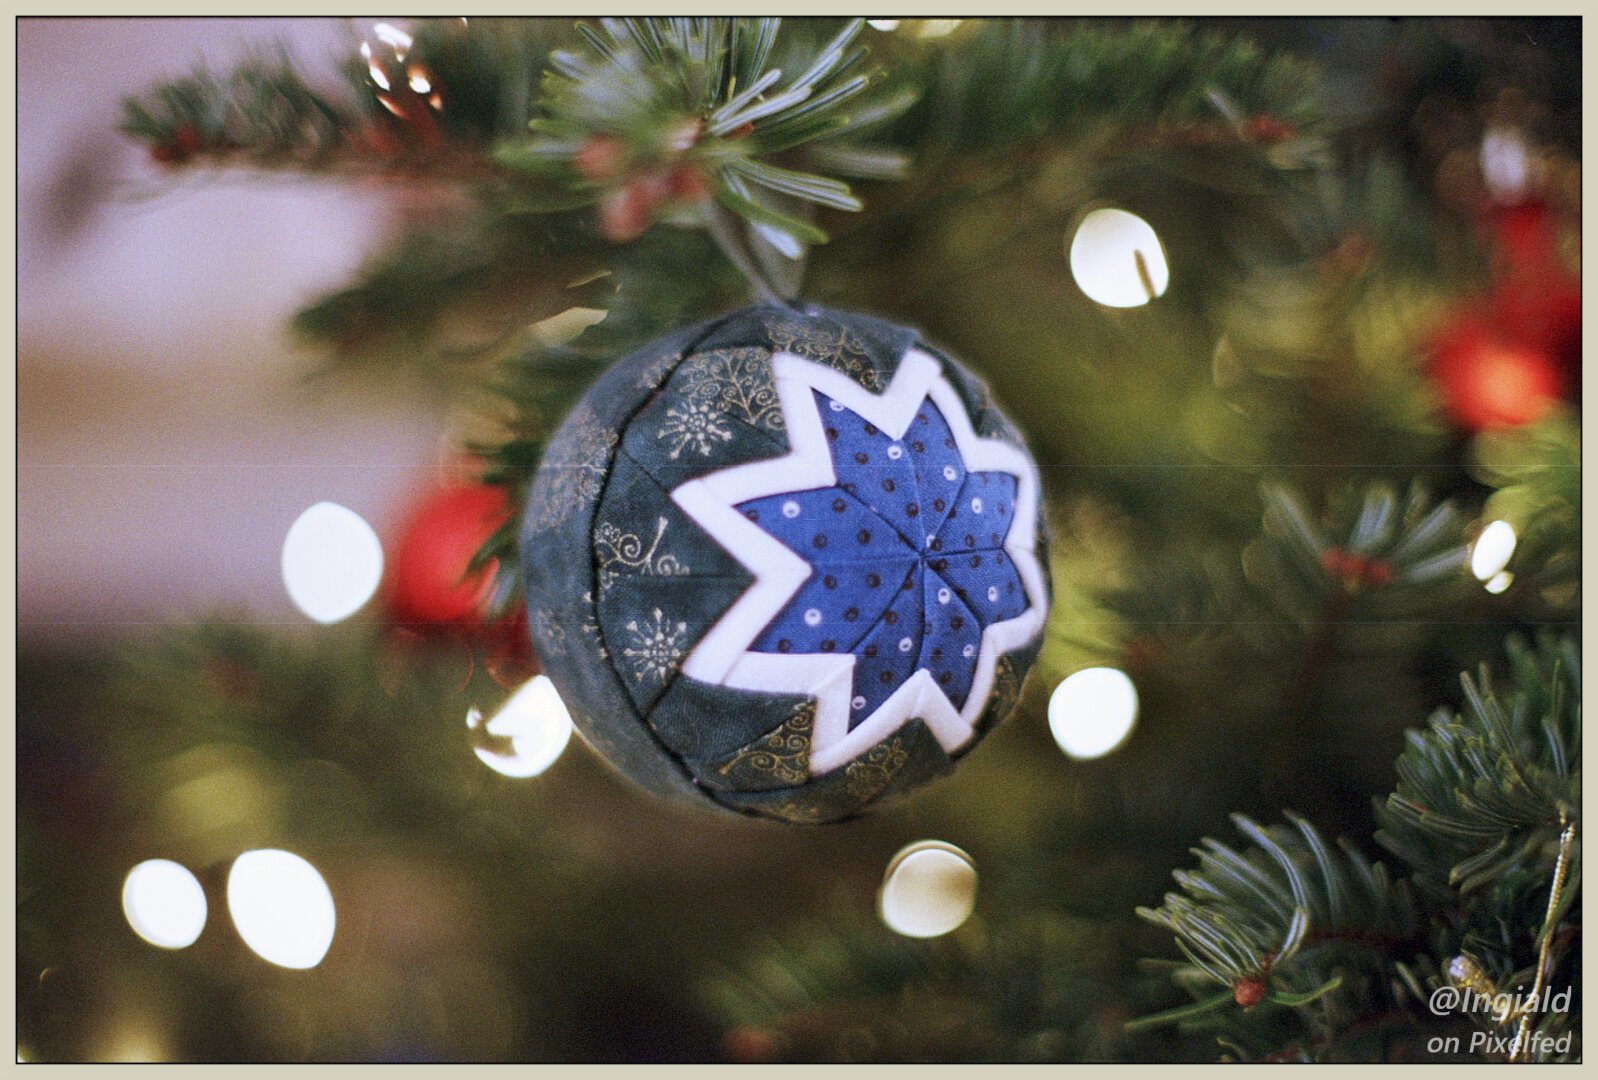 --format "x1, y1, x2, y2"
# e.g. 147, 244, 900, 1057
670, 345, 1045, 777
737, 392, 1028, 730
